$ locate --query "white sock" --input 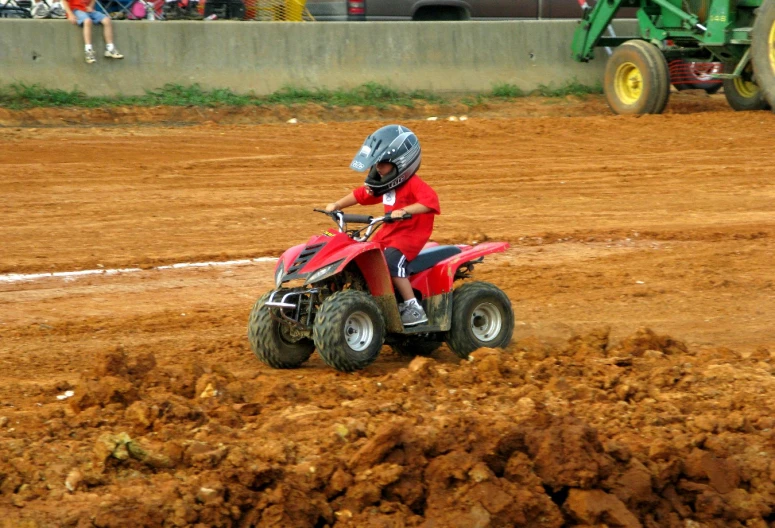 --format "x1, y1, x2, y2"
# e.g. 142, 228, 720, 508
85, 44, 93, 52
106, 43, 115, 52
405, 298, 419, 308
